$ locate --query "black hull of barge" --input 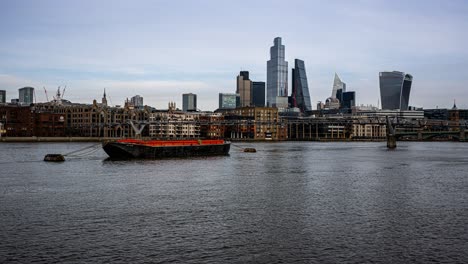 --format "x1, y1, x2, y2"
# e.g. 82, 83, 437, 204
103, 142, 230, 159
